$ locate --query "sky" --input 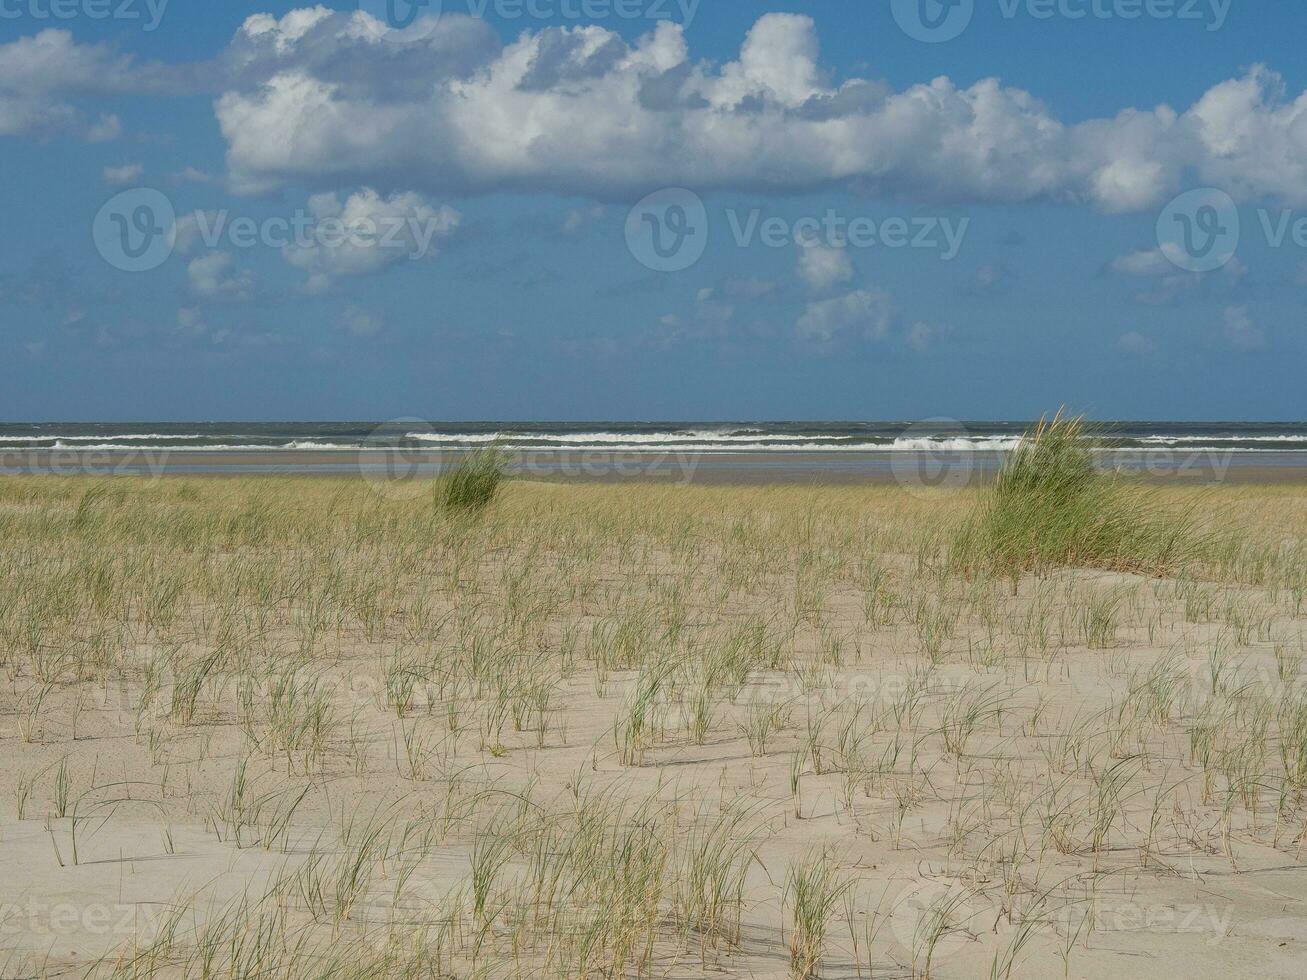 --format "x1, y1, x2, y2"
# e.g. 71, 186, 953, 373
0, 0, 1304, 422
